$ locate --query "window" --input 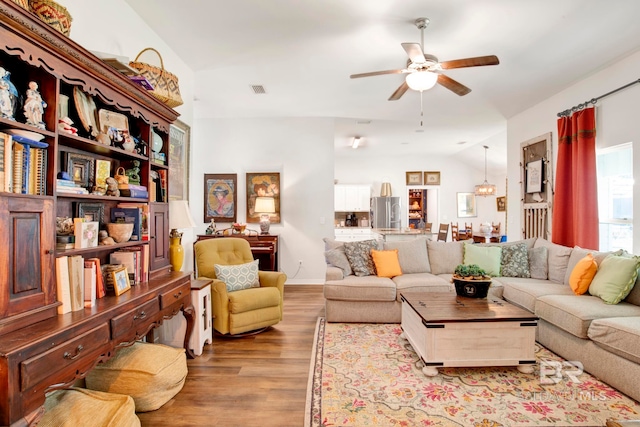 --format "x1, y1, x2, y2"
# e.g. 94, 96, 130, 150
597, 143, 633, 252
